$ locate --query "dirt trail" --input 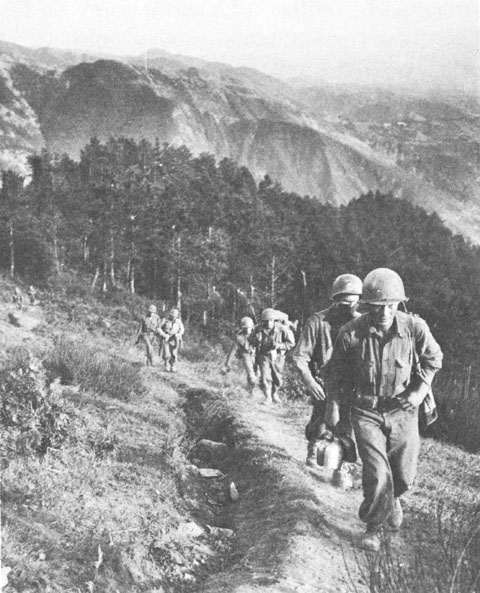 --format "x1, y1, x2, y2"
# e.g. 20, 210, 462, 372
166, 363, 372, 593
